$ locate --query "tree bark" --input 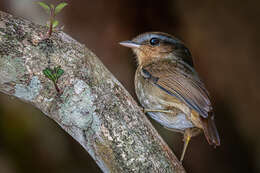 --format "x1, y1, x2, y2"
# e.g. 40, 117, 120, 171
0, 11, 185, 173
